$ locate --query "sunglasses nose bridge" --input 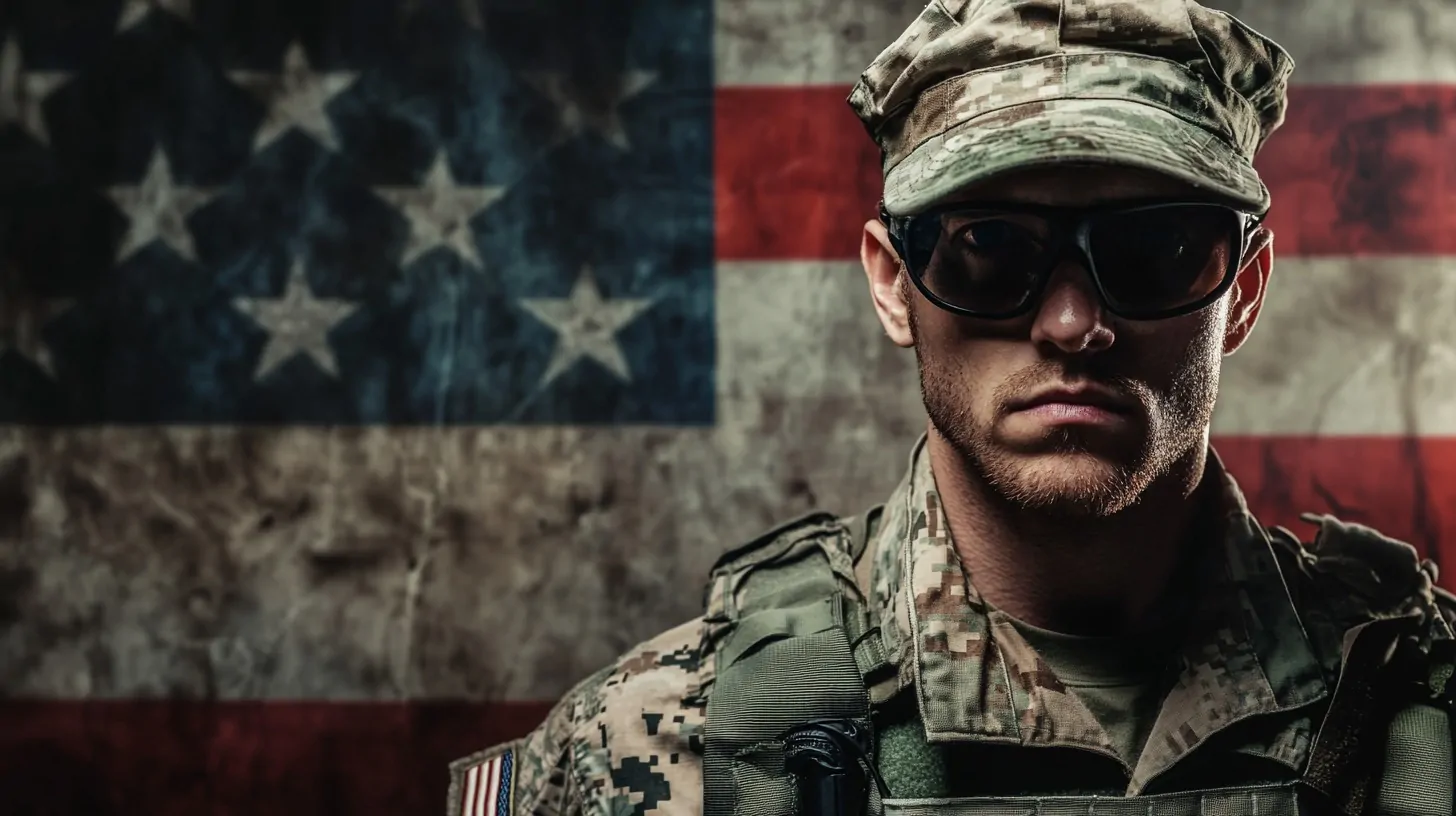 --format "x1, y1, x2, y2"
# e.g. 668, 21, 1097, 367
1036, 222, 1105, 295
1038, 245, 1110, 315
